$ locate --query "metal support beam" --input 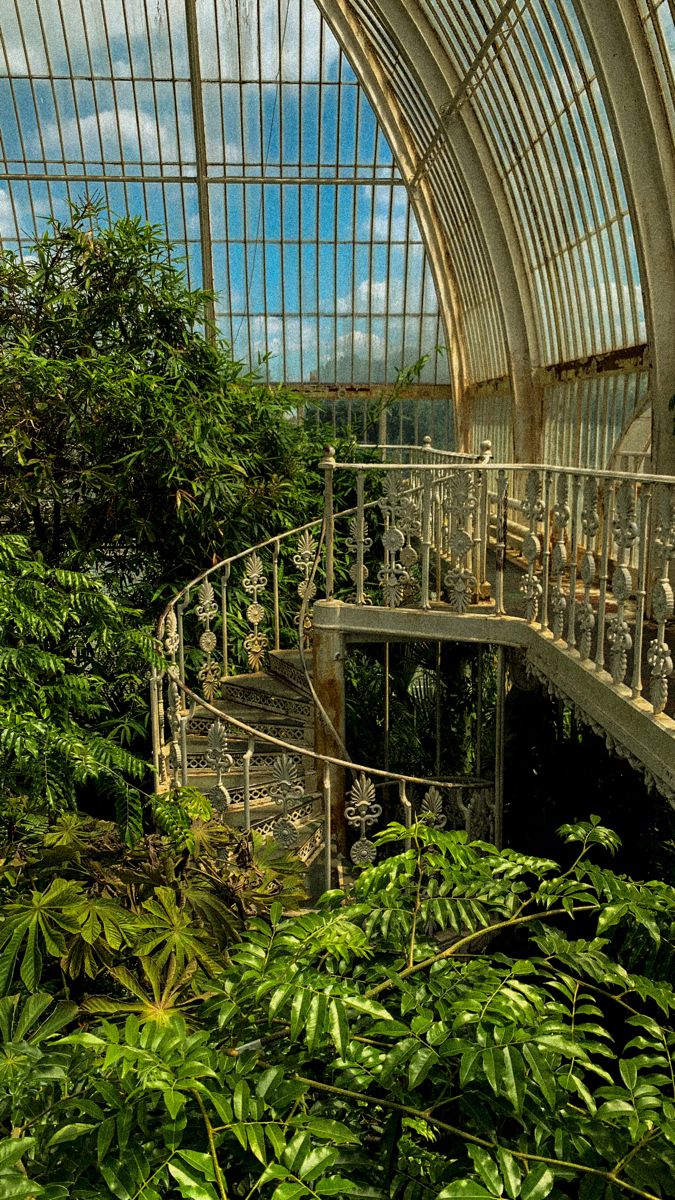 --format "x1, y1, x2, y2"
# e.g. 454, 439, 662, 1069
574, 0, 675, 477
312, 605, 348, 855
410, 0, 522, 189
351, 0, 542, 461
184, 0, 216, 342
315, 0, 468, 422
